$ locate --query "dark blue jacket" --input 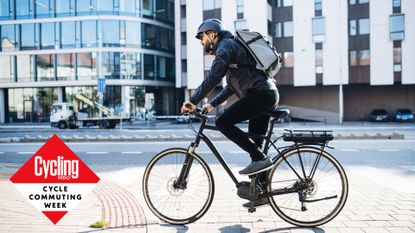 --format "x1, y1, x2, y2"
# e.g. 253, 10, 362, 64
189, 30, 277, 107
